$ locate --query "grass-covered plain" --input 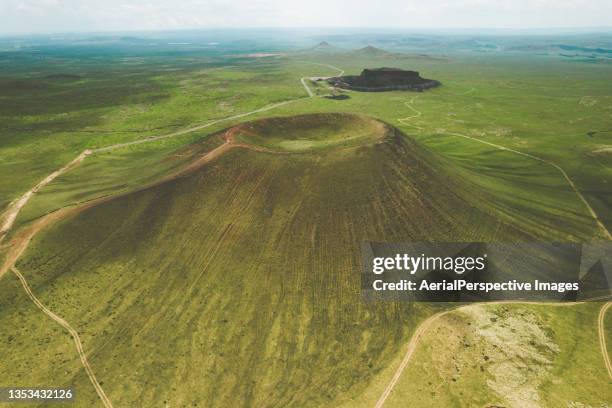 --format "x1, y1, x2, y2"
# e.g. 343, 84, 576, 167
381, 302, 611, 408
0, 33, 611, 407
0, 54, 312, 212
5, 48, 610, 240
